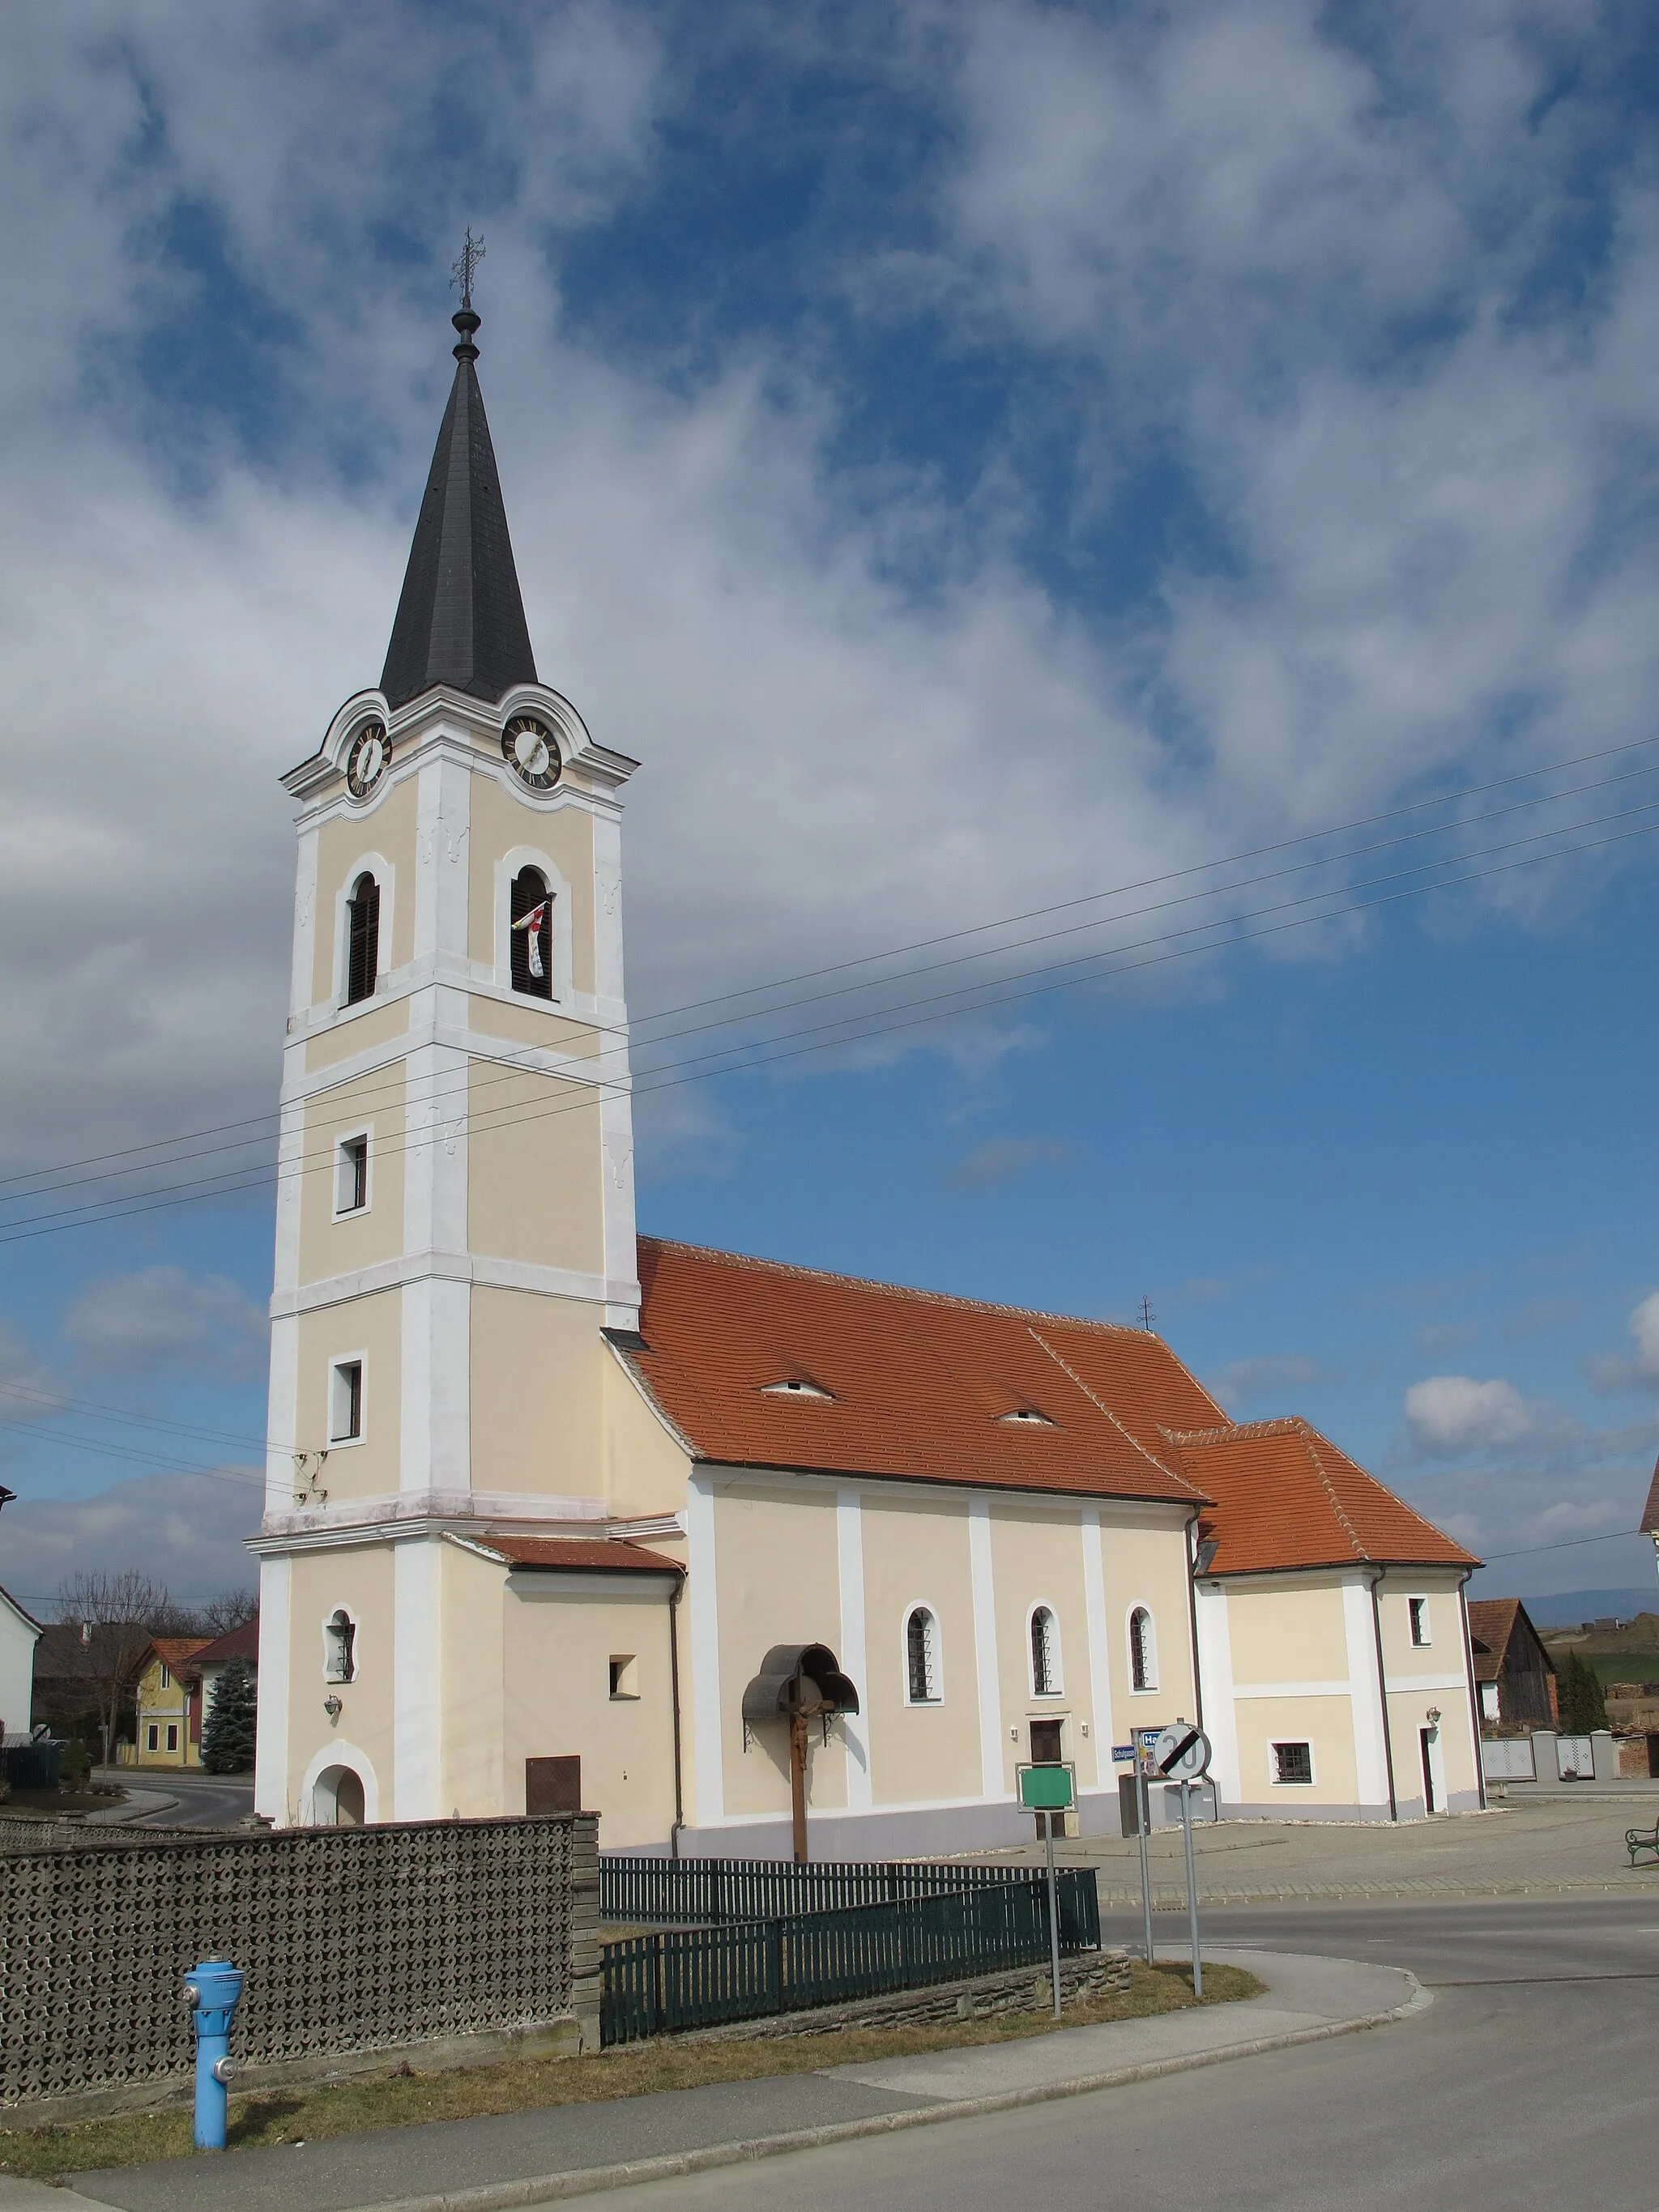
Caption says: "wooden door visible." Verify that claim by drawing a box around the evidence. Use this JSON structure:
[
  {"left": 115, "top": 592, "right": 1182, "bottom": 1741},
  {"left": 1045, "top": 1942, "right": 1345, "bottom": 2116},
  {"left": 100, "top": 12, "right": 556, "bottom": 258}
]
[{"left": 526, "top": 1755, "right": 582, "bottom": 1815}]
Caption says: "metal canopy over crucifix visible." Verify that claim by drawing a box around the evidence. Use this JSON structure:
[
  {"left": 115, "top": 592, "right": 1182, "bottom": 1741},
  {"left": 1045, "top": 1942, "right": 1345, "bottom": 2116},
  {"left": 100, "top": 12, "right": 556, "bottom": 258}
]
[{"left": 741, "top": 1643, "right": 860, "bottom": 1863}]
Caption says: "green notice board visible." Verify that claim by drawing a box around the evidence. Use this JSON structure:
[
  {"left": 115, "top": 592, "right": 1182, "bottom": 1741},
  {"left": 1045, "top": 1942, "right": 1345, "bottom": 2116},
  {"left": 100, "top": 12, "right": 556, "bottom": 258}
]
[{"left": 1018, "top": 1764, "right": 1074, "bottom": 1811}]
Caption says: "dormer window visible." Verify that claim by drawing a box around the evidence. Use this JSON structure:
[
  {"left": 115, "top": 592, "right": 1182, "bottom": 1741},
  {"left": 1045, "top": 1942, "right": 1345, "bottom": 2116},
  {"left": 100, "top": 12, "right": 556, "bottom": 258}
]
[
  {"left": 761, "top": 1379, "right": 833, "bottom": 1400},
  {"left": 510, "top": 866, "right": 554, "bottom": 999},
  {"left": 999, "top": 1409, "right": 1054, "bottom": 1426},
  {"left": 345, "top": 873, "right": 380, "bottom": 1005}
]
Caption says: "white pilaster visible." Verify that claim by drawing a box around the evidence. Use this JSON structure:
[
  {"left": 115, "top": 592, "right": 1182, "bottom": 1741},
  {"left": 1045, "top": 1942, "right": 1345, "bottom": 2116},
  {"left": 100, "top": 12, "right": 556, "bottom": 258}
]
[
  {"left": 399, "top": 1276, "right": 471, "bottom": 1493},
  {"left": 1193, "top": 1583, "right": 1241, "bottom": 1808},
  {"left": 264, "top": 1314, "right": 299, "bottom": 1515},
  {"left": 968, "top": 1497, "right": 1004, "bottom": 1800},
  {"left": 591, "top": 805, "right": 638, "bottom": 1327},
  {"left": 254, "top": 1556, "right": 292, "bottom": 1824},
  {"left": 289, "top": 825, "right": 319, "bottom": 1021},
  {"left": 686, "top": 1473, "right": 725, "bottom": 1825},
  {"left": 415, "top": 752, "right": 472, "bottom": 962},
  {"left": 394, "top": 1537, "right": 443, "bottom": 1819},
  {"left": 1080, "top": 1507, "right": 1116, "bottom": 1790},
  {"left": 1342, "top": 1575, "right": 1392, "bottom": 1812},
  {"left": 836, "top": 1489, "right": 872, "bottom": 1808}
]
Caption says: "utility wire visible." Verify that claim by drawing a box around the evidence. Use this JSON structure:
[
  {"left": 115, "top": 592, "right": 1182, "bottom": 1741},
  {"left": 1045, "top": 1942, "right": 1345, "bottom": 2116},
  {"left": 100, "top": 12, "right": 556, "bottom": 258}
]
[
  {"left": 3, "top": 733, "right": 1657, "bottom": 1203},
  {"left": 5, "top": 778, "right": 1656, "bottom": 1230},
  {"left": 2, "top": 806, "right": 1655, "bottom": 1247}
]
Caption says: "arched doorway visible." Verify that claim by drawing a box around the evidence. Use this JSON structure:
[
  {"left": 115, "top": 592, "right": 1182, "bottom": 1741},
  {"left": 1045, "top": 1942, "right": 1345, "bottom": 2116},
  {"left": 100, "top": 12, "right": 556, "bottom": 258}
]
[{"left": 315, "top": 1763, "right": 366, "bottom": 1826}]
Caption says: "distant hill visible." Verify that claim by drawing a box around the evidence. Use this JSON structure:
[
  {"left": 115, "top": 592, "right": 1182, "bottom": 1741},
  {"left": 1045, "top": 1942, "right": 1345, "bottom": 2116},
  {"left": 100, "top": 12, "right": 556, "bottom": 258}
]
[{"left": 1519, "top": 1587, "right": 1659, "bottom": 1630}]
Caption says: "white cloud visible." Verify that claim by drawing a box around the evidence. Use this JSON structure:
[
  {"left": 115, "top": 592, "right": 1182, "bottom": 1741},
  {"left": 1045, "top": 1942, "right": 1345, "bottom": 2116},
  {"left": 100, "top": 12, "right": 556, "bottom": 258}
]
[
  {"left": 1405, "top": 1374, "right": 1536, "bottom": 1455},
  {"left": 944, "top": 1136, "right": 1072, "bottom": 1190},
  {"left": 0, "top": 1468, "right": 259, "bottom": 1609},
  {"left": 63, "top": 1267, "right": 267, "bottom": 1383}
]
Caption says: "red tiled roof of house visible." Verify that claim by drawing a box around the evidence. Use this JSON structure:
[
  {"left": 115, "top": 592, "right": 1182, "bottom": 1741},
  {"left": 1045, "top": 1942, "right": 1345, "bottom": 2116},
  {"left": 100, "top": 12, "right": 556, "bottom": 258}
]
[
  {"left": 623, "top": 1238, "right": 1218, "bottom": 1507},
  {"left": 148, "top": 1637, "right": 212, "bottom": 1674},
  {"left": 1168, "top": 1417, "right": 1480, "bottom": 1575},
  {"left": 190, "top": 1620, "right": 259, "bottom": 1668},
  {"left": 1465, "top": 1596, "right": 1519, "bottom": 1683},
  {"left": 489, "top": 1538, "right": 682, "bottom": 1574}
]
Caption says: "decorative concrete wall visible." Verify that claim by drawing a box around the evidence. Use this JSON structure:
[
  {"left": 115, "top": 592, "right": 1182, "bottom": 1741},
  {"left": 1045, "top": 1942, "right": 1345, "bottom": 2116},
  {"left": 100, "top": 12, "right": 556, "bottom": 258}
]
[{"left": 0, "top": 1813, "right": 599, "bottom": 2110}]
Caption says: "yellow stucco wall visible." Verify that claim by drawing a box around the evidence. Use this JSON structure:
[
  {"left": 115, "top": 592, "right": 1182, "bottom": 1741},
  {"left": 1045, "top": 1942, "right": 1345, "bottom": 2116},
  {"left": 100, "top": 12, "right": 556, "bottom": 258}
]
[
  {"left": 1098, "top": 1514, "right": 1197, "bottom": 1734},
  {"left": 601, "top": 1350, "right": 692, "bottom": 1519},
  {"left": 297, "top": 1073, "right": 408, "bottom": 1287},
  {"left": 466, "top": 778, "right": 598, "bottom": 997},
  {"left": 305, "top": 997, "right": 410, "bottom": 1073},
  {"left": 501, "top": 1577, "right": 679, "bottom": 1849},
  {"left": 295, "top": 1290, "right": 402, "bottom": 1498},
  {"left": 713, "top": 1484, "right": 847, "bottom": 1819},
  {"left": 859, "top": 1490, "right": 982, "bottom": 1805},
  {"left": 470, "top": 1288, "right": 609, "bottom": 1501},
  {"left": 311, "top": 776, "right": 420, "bottom": 1007},
  {"left": 467, "top": 1064, "right": 605, "bottom": 1272},
  {"left": 1226, "top": 1579, "right": 1350, "bottom": 1687},
  {"left": 283, "top": 1545, "right": 399, "bottom": 1823},
  {"left": 988, "top": 1503, "right": 1094, "bottom": 1790}
]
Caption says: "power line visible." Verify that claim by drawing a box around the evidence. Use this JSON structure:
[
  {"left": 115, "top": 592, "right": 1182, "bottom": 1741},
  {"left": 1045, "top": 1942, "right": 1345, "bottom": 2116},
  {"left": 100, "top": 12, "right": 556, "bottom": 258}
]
[
  {"left": 2, "top": 804, "right": 1655, "bottom": 1247},
  {"left": 3, "top": 731, "right": 1656, "bottom": 1205},
  {"left": 1478, "top": 1528, "right": 1652, "bottom": 1563}
]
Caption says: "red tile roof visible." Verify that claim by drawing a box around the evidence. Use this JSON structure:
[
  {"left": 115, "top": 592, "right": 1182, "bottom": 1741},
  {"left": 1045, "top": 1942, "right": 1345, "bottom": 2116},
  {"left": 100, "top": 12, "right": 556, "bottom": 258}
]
[
  {"left": 147, "top": 1637, "right": 212, "bottom": 1676},
  {"left": 623, "top": 1238, "right": 1218, "bottom": 1507},
  {"left": 1169, "top": 1417, "right": 1480, "bottom": 1575},
  {"left": 490, "top": 1538, "right": 682, "bottom": 1575},
  {"left": 190, "top": 1621, "right": 259, "bottom": 1668}
]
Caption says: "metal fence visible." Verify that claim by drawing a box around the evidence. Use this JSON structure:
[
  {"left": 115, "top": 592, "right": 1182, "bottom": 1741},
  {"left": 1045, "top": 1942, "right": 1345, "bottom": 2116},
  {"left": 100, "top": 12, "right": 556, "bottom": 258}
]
[
  {"left": 1, "top": 1814, "right": 598, "bottom": 2108},
  {"left": 601, "top": 1854, "right": 1030, "bottom": 1925},
  {"left": 600, "top": 1869, "right": 1099, "bottom": 2046}
]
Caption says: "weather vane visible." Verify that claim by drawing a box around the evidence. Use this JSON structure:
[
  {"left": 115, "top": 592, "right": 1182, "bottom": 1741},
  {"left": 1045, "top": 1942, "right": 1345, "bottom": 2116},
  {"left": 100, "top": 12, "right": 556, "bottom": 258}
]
[{"left": 451, "top": 228, "right": 486, "bottom": 310}]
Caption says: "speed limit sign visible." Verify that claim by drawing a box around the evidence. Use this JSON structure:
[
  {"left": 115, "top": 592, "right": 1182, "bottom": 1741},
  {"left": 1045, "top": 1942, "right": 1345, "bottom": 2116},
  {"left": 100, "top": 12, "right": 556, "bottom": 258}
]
[{"left": 1152, "top": 1720, "right": 1210, "bottom": 1781}]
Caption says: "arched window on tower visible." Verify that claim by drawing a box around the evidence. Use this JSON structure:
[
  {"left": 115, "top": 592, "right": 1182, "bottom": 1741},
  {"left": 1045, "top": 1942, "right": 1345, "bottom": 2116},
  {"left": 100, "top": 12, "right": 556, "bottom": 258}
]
[
  {"left": 345, "top": 873, "right": 380, "bottom": 1005},
  {"left": 1129, "top": 1606, "right": 1157, "bottom": 1692},
  {"left": 906, "top": 1606, "right": 940, "bottom": 1703},
  {"left": 510, "top": 866, "right": 553, "bottom": 999},
  {"left": 1030, "top": 1605, "right": 1060, "bottom": 1696}
]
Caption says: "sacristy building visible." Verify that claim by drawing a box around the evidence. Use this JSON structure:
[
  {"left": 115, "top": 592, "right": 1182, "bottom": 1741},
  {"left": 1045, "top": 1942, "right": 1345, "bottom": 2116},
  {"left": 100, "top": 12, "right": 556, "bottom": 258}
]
[{"left": 252, "top": 298, "right": 1485, "bottom": 1849}]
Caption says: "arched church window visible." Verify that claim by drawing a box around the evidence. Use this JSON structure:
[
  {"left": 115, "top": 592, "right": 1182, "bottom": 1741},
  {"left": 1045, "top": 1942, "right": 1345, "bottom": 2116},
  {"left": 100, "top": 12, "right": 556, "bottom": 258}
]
[
  {"left": 906, "top": 1606, "right": 940, "bottom": 1703},
  {"left": 1030, "top": 1605, "right": 1061, "bottom": 1697},
  {"left": 1129, "top": 1606, "right": 1157, "bottom": 1692},
  {"left": 345, "top": 874, "right": 380, "bottom": 1004},
  {"left": 510, "top": 866, "right": 553, "bottom": 999}
]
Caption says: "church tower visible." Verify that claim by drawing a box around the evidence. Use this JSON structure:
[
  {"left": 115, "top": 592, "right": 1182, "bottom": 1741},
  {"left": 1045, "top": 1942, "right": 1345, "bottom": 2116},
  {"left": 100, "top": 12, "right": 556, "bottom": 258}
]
[{"left": 254, "top": 278, "right": 646, "bottom": 1826}]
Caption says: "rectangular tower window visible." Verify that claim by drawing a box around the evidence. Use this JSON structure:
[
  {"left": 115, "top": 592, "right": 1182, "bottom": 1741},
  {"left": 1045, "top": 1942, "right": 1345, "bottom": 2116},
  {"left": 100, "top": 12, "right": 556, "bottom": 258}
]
[
  {"left": 331, "top": 1359, "right": 363, "bottom": 1443},
  {"left": 609, "top": 1655, "right": 639, "bottom": 1700},
  {"left": 1408, "top": 1597, "right": 1431, "bottom": 1647},
  {"left": 335, "top": 1134, "right": 369, "bottom": 1215}
]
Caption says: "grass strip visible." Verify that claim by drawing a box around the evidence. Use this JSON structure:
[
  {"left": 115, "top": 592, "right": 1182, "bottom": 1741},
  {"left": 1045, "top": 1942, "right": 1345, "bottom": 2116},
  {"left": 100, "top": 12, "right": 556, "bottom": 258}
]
[{"left": 0, "top": 1961, "right": 1260, "bottom": 2182}]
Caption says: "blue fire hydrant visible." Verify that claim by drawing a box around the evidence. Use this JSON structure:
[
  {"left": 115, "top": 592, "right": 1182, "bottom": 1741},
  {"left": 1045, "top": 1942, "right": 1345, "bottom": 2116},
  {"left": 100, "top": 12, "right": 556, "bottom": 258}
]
[{"left": 184, "top": 1958, "right": 244, "bottom": 2151}]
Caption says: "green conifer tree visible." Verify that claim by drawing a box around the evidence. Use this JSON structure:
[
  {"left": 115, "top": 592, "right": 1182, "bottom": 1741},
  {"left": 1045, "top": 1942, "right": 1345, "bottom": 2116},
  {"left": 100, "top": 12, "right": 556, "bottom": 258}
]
[
  {"left": 1558, "top": 1650, "right": 1608, "bottom": 1734},
  {"left": 200, "top": 1659, "right": 258, "bottom": 1775}
]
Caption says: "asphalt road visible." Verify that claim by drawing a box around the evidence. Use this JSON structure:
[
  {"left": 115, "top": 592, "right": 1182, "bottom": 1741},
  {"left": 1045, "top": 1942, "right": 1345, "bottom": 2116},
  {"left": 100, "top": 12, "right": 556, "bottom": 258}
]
[
  {"left": 94, "top": 1767, "right": 255, "bottom": 1831},
  {"left": 596, "top": 1896, "right": 1659, "bottom": 2210}
]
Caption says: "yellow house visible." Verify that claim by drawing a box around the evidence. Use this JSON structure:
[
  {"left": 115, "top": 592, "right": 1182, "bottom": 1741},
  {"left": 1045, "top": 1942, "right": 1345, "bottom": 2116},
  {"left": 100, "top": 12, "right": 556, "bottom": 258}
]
[
  {"left": 249, "top": 292, "right": 1482, "bottom": 1848},
  {"left": 134, "top": 1639, "right": 211, "bottom": 1768}
]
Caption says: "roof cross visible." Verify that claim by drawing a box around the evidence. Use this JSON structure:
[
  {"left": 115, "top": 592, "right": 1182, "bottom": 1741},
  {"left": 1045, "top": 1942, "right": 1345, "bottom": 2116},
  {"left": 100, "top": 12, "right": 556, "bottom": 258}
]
[{"left": 451, "top": 228, "right": 486, "bottom": 310}]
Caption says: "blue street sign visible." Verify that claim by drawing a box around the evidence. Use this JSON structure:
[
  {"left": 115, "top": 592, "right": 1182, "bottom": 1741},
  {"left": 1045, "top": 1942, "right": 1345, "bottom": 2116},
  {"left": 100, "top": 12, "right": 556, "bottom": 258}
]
[{"left": 1111, "top": 1743, "right": 1136, "bottom": 1762}]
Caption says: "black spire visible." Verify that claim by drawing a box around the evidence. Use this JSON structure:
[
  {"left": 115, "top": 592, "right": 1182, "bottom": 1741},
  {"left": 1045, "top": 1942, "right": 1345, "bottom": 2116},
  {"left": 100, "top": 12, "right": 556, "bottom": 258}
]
[{"left": 381, "top": 257, "right": 538, "bottom": 712}]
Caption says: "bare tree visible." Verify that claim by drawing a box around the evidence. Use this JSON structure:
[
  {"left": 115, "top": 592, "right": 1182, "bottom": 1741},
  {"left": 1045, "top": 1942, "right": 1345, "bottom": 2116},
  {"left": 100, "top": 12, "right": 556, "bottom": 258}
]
[
  {"left": 197, "top": 1588, "right": 258, "bottom": 1636},
  {"left": 54, "top": 1571, "right": 173, "bottom": 1769}
]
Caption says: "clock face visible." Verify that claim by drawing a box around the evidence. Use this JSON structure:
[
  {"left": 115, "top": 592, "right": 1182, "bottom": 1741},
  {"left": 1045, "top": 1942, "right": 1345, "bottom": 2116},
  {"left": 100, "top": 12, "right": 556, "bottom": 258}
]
[
  {"left": 502, "top": 714, "right": 561, "bottom": 791},
  {"left": 345, "top": 720, "right": 391, "bottom": 799}
]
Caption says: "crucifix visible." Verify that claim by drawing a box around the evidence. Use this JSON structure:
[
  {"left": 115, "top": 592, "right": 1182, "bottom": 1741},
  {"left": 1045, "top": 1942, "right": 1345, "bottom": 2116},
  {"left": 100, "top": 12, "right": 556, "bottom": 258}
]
[{"left": 451, "top": 228, "right": 486, "bottom": 309}]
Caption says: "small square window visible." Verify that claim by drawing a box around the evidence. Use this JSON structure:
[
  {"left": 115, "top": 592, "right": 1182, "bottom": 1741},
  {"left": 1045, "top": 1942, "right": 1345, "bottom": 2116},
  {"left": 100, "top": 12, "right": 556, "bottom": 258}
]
[
  {"left": 609, "top": 1655, "right": 638, "bottom": 1701},
  {"left": 1409, "top": 1597, "right": 1431, "bottom": 1648},
  {"left": 165, "top": 1724, "right": 178, "bottom": 1753},
  {"left": 1273, "top": 1741, "right": 1313, "bottom": 1785},
  {"left": 336, "top": 1135, "right": 369, "bottom": 1215},
  {"left": 331, "top": 1359, "right": 363, "bottom": 1443}
]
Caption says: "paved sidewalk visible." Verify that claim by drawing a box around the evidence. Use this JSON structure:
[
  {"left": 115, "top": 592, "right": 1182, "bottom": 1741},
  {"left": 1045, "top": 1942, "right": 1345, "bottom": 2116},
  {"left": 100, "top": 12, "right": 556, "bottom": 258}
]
[
  {"left": 967, "top": 1792, "right": 1659, "bottom": 1904},
  {"left": 8, "top": 1950, "right": 1419, "bottom": 2212}
]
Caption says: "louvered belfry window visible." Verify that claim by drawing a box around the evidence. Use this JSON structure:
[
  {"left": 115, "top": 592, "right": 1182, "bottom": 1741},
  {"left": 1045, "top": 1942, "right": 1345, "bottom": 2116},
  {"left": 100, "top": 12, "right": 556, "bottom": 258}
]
[
  {"left": 510, "top": 866, "right": 553, "bottom": 999},
  {"left": 346, "top": 873, "right": 380, "bottom": 1004}
]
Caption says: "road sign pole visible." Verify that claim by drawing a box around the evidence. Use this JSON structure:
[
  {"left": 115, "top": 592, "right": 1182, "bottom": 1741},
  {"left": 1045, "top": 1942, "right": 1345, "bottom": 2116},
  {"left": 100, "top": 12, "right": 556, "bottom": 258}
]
[
  {"left": 1136, "top": 1762, "right": 1154, "bottom": 1966},
  {"left": 1044, "top": 1809, "right": 1062, "bottom": 2019},
  {"left": 1179, "top": 1780, "right": 1202, "bottom": 1997}
]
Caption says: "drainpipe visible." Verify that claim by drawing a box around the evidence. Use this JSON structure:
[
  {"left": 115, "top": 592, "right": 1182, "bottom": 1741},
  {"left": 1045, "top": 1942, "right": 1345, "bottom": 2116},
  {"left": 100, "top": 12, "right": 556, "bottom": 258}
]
[
  {"left": 1369, "top": 1571, "right": 1398, "bottom": 1822},
  {"left": 667, "top": 1573, "right": 686, "bottom": 1861},
  {"left": 1457, "top": 1573, "right": 1486, "bottom": 1811},
  {"left": 1184, "top": 1512, "right": 1206, "bottom": 1732}
]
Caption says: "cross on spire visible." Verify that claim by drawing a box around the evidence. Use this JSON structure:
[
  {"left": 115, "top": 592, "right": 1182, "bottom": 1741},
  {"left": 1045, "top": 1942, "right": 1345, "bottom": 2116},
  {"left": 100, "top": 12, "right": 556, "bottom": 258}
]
[{"left": 451, "top": 228, "right": 486, "bottom": 310}]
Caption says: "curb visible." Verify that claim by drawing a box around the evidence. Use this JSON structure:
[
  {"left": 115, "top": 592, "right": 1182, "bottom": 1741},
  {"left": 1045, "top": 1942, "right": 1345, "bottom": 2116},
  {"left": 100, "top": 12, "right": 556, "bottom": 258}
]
[{"left": 341, "top": 1973, "right": 1431, "bottom": 2212}]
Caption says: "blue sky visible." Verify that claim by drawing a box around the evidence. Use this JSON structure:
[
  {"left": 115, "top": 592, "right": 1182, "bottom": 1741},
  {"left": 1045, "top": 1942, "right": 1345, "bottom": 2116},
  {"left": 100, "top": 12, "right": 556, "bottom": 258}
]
[{"left": 2, "top": 0, "right": 1659, "bottom": 1620}]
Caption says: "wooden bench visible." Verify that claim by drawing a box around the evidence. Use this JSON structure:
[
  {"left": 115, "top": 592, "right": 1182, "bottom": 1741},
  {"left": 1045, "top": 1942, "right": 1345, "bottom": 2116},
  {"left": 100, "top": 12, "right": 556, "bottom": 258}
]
[{"left": 1625, "top": 1824, "right": 1659, "bottom": 1867}]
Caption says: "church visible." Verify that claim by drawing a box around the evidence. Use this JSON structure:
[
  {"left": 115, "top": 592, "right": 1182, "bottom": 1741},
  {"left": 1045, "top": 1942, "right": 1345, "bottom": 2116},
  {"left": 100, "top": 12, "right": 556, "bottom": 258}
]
[{"left": 251, "top": 288, "right": 1485, "bottom": 1852}]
